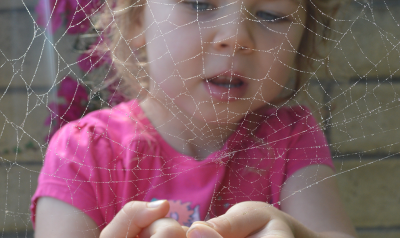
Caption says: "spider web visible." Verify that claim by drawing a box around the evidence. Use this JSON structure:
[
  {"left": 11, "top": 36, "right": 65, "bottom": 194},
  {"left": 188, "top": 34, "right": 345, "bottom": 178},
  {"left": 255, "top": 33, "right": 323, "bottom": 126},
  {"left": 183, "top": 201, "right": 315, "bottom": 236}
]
[{"left": 0, "top": 0, "right": 400, "bottom": 237}]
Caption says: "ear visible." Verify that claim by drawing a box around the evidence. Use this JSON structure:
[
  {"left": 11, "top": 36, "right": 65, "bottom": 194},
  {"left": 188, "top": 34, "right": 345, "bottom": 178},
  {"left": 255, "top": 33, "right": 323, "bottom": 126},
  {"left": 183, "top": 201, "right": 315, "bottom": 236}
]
[{"left": 128, "top": 8, "right": 146, "bottom": 48}]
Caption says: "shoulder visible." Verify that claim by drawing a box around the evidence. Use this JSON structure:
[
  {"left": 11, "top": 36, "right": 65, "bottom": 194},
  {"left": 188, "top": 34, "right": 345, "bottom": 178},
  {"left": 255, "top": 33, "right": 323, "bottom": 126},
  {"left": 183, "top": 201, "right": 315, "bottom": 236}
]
[
  {"left": 258, "top": 107, "right": 334, "bottom": 180},
  {"left": 55, "top": 99, "right": 144, "bottom": 136},
  {"left": 74, "top": 99, "right": 144, "bottom": 132},
  {"left": 47, "top": 100, "right": 149, "bottom": 163}
]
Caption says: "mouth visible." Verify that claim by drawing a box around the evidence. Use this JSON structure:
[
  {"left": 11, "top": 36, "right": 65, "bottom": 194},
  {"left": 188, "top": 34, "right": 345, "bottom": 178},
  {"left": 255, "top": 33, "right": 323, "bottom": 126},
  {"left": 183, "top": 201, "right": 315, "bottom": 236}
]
[
  {"left": 206, "top": 75, "right": 245, "bottom": 88},
  {"left": 203, "top": 73, "right": 248, "bottom": 101}
]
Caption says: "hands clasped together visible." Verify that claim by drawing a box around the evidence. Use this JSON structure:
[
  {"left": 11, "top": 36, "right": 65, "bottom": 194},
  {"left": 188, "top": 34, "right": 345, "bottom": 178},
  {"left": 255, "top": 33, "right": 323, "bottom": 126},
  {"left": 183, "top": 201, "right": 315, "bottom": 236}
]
[{"left": 99, "top": 200, "right": 314, "bottom": 238}]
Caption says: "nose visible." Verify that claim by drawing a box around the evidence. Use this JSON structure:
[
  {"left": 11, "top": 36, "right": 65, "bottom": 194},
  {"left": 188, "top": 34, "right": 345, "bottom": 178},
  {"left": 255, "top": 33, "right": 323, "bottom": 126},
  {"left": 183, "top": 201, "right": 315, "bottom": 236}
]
[{"left": 211, "top": 11, "right": 255, "bottom": 55}]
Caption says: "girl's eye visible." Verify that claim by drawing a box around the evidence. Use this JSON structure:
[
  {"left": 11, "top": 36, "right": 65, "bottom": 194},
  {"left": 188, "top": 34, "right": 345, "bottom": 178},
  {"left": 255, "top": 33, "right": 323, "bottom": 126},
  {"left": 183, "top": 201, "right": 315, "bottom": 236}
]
[
  {"left": 185, "top": 1, "right": 213, "bottom": 11},
  {"left": 255, "top": 11, "right": 285, "bottom": 22}
]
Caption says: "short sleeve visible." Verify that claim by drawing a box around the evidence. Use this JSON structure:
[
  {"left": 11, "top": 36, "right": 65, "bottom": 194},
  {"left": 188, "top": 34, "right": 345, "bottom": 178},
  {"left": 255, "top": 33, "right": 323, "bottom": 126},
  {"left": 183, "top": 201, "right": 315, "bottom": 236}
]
[
  {"left": 30, "top": 118, "right": 113, "bottom": 229},
  {"left": 283, "top": 106, "right": 335, "bottom": 180}
]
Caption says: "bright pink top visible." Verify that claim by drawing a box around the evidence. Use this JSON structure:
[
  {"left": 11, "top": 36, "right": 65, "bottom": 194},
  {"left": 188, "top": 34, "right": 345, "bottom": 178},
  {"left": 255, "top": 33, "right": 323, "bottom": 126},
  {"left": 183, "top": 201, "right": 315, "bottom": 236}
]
[{"left": 31, "top": 100, "right": 334, "bottom": 229}]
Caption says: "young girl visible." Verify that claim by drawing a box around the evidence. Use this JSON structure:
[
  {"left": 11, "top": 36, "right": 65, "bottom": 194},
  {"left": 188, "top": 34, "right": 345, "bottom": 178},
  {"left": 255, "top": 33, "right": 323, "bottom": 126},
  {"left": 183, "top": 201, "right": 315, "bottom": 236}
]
[{"left": 32, "top": 0, "right": 357, "bottom": 237}]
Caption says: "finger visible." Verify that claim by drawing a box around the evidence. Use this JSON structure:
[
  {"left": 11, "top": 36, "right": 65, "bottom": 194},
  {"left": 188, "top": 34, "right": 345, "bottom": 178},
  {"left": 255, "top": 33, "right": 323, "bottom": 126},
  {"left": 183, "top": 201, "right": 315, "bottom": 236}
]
[
  {"left": 247, "top": 219, "right": 294, "bottom": 238},
  {"left": 182, "top": 226, "right": 190, "bottom": 233},
  {"left": 187, "top": 223, "right": 223, "bottom": 238},
  {"left": 100, "top": 200, "right": 169, "bottom": 238},
  {"left": 205, "top": 201, "right": 285, "bottom": 238},
  {"left": 139, "top": 218, "right": 186, "bottom": 238}
]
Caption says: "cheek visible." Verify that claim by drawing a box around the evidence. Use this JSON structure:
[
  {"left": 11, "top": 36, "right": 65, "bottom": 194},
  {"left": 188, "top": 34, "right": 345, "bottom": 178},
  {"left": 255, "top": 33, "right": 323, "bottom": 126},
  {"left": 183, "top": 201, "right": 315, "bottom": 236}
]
[
  {"left": 283, "top": 24, "right": 305, "bottom": 56},
  {"left": 163, "top": 23, "right": 204, "bottom": 78},
  {"left": 145, "top": 17, "right": 204, "bottom": 80},
  {"left": 145, "top": 30, "right": 174, "bottom": 81},
  {"left": 254, "top": 21, "right": 304, "bottom": 56},
  {"left": 255, "top": 25, "right": 303, "bottom": 98},
  {"left": 254, "top": 60, "right": 291, "bottom": 102}
]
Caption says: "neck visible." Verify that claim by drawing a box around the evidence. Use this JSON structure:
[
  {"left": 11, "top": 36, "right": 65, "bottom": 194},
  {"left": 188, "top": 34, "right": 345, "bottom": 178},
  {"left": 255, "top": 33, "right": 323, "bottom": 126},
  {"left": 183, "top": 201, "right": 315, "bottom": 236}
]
[{"left": 140, "top": 97, "right": 241, "bottom": 160}]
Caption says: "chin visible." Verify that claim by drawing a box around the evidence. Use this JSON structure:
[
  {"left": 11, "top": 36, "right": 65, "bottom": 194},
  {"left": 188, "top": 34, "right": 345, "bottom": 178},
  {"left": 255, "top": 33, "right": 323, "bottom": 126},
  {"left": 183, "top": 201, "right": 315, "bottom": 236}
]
[{"left": 190, "top": 103, "right": 250, "bottom": 125}]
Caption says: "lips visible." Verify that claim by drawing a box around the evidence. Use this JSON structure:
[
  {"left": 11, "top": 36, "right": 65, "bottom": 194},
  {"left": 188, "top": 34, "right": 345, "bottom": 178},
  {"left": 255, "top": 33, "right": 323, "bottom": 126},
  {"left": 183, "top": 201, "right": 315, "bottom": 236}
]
[
  {"left": 206, "top": 76, "right": 244, "bottom": 88},
  {"left": 203, "top": 73, "right": 248, "bottom": 101}
]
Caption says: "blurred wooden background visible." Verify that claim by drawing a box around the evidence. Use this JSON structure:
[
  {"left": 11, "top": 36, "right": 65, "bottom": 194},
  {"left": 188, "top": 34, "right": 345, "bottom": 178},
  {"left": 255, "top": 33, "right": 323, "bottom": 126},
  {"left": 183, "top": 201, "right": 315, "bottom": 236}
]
[{"left": 0, "top": 0, "right": 399, "bottom": 237}]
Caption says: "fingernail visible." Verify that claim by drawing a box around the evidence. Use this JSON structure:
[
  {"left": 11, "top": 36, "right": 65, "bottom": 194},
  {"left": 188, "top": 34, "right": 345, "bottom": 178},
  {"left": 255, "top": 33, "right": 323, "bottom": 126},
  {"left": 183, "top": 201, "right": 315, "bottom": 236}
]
[
  {"left": 187, "top": 228, "right": 202, "bottom": 238},
  {"left": 193, "top": 221, "right": 214, "bottom": 228},
  {"left": 182, "top": 225, "right": 190, "bottom": 233},
  {"left": 204, "top": 221, "right": 214, "bottom": 228},
  {"left": 147, "top": 200, "right": 166, "bottom": 208}
]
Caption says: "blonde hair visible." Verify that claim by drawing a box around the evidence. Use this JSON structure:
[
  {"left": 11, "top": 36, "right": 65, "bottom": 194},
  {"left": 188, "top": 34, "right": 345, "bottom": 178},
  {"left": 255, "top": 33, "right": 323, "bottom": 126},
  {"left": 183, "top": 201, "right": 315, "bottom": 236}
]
[{"left": 95, "top": 0, "right": 343, "bottom": 101}]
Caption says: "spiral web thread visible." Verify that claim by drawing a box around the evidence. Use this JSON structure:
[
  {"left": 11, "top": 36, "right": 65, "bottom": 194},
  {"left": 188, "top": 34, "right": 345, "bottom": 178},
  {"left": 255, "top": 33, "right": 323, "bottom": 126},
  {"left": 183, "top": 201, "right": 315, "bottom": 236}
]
[{"left": 0, "top": 0, "right": 399, "bottom": 236}]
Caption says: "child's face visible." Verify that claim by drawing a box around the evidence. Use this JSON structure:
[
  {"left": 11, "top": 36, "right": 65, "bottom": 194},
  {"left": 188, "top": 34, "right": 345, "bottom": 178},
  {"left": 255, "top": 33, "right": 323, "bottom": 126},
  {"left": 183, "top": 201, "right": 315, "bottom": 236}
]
[{"left": 133, "top": 0, "right": 306, "bottom": 124}]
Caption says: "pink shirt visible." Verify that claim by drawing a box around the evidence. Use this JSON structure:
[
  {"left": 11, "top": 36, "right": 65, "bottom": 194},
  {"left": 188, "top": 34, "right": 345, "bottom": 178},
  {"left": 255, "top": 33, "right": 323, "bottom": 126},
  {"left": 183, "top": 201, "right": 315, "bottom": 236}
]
[{"left": 31, "top": 100, "right": 334, "bottom": 229}]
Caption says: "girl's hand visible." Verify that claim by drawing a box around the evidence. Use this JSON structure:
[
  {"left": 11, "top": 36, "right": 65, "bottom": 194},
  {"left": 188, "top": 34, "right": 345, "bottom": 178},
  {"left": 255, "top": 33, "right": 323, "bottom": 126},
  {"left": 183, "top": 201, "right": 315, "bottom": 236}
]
[
  {"left": 186, "top": 201, "right": 355, "bottom": 238},
  {"left": 138, "top": 217, "right": 188, "bottom": 238},
  {"left": 100, "top": 200, "right": 186, "bottom": 238},
  {"left": 186, "top": 201, "right": 299, "bottom": 238},
  {"left": 36, "top": 197, "right": 186, "bottom": 238}
]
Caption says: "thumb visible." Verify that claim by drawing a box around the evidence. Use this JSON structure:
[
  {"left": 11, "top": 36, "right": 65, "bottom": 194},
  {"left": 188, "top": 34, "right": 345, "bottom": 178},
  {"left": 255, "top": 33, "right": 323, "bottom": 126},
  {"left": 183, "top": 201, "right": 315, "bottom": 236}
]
[
  {"left": 187, "top": 222, "right": 223, "bottom": 238},
  {"left": 100, "top": 200, "right": 169, "bottom": 238},
  {"left": 247, "top": 219, "right": 295, "bottom": 238}
]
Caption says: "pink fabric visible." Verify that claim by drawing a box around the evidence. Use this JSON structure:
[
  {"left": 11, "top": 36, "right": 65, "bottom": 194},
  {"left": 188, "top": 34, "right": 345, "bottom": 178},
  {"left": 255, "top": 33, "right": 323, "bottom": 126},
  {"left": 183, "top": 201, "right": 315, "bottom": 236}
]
[{"left": 31, "top": 100, "right": 334, "bottom": 229}]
